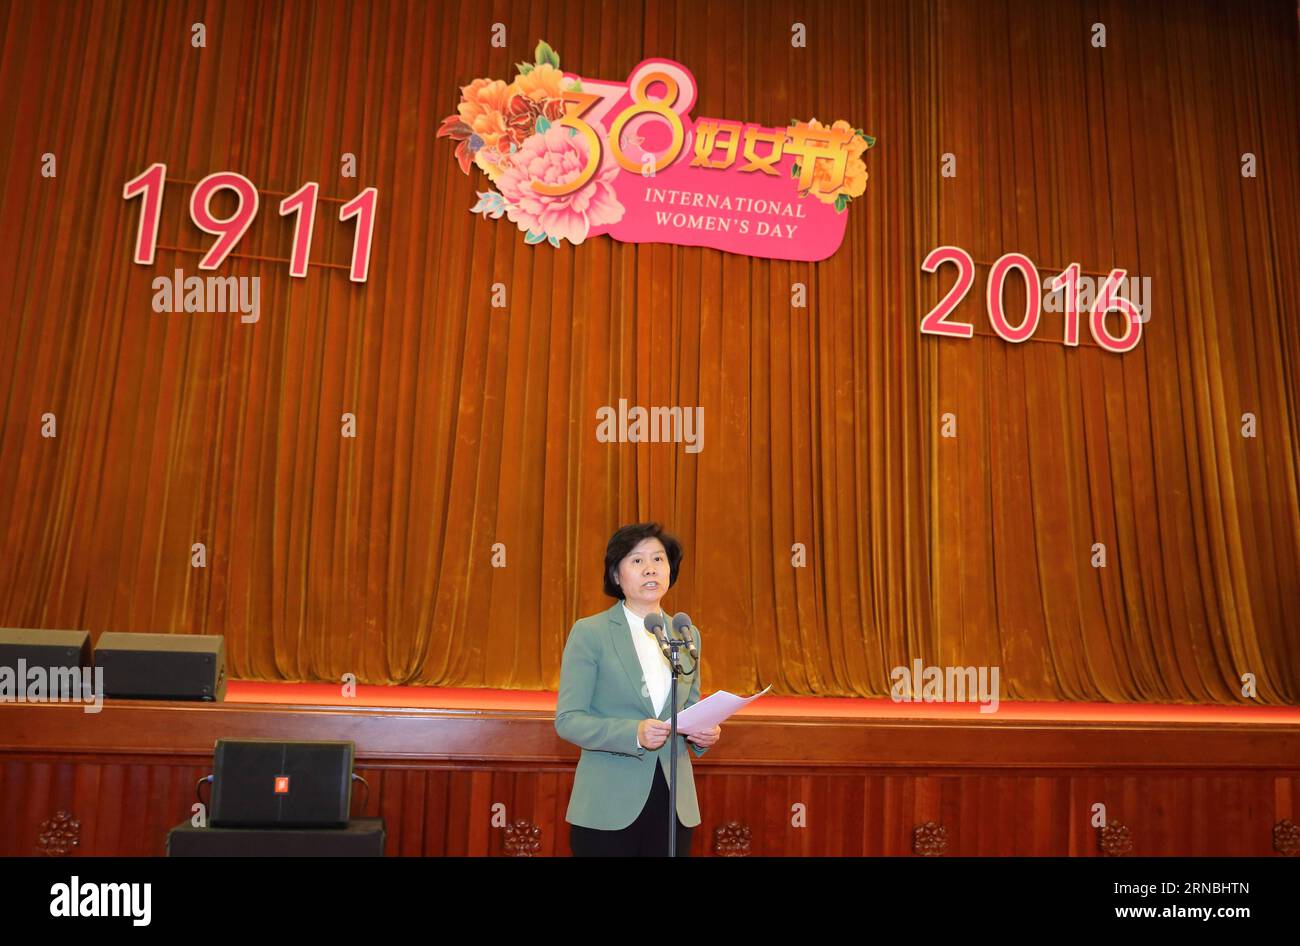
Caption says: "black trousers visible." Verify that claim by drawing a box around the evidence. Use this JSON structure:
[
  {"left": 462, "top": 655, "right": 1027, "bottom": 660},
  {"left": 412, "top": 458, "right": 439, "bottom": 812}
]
[{"left": 569, "top": 764, "right": 694, "bottom": 857}]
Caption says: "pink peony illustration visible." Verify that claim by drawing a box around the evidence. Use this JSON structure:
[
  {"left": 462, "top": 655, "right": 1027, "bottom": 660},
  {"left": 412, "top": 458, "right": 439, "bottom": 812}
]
[{"left": 494, "top": 125, "right": 624, "bottom": 245}]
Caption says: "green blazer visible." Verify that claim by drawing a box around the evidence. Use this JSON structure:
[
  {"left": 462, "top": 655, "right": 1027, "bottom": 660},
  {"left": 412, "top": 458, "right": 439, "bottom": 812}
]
[{"left": 555, "top": 601, "right": 708, "bottom": 830}]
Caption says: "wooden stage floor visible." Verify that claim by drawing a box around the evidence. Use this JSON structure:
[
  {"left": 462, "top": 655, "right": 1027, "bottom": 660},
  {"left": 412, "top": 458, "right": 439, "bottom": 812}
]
[{"left": 228, "top": 680, "right": 1300, "bottom": 724}]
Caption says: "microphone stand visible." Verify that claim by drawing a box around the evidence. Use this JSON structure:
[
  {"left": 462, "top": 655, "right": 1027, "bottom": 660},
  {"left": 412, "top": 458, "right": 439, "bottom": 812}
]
[{"left": 664, "top": 630, "right": 696, "bottom": 857}]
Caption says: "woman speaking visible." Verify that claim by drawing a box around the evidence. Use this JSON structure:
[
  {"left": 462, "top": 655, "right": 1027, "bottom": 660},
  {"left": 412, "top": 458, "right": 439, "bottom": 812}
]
[{"left": 555, "top": 522, "right": 722, "bottom": 856}]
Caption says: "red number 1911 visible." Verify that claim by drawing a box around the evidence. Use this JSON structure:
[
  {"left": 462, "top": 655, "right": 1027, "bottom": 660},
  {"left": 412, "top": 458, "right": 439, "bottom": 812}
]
[{"left": 123, "top": 164, "right": 378, "bottom": 283}]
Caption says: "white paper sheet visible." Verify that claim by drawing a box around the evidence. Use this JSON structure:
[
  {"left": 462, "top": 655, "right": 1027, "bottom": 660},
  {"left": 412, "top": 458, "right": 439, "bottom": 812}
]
[{"left": 675, "top": 684, "right": 772, "bottom": 734}]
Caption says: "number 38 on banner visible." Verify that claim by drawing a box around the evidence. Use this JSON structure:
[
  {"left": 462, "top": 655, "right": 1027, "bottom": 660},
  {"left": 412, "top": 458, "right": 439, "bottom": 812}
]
[
  {"left": 123, "top": 164, "right": 378, "bottom": 283},
  {"left": 920, "top": 245, "right": 1143, "bottom": 352}
]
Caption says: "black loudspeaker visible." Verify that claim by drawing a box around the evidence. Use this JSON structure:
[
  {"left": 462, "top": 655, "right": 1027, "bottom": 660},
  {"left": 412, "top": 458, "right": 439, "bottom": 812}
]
[
  {"left": 0, "top": 628, "right": 93, "bottom": 698},
  {"left": 210, "top": 739, "right": 355, "bottom": 828},
  {"left": 94, "top": 632, "right": 225, "bottom": 701}
]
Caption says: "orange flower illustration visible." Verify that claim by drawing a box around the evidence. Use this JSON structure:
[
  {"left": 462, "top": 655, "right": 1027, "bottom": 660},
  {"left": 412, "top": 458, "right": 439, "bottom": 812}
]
[
  {"left": 806, "top": 119, "right": 869, "bottom": 204},
  {"left": 456, "top": 78, "right": 512, "bottom": 151},
  {"left": 439, "top": 55, "right": 571, "bottom": 179},
  {"left": 791, "top": 118, "right": 874, "bottom": 210},
  {"left": 512, "top": 63, "right": 567, "bottom": 104}
]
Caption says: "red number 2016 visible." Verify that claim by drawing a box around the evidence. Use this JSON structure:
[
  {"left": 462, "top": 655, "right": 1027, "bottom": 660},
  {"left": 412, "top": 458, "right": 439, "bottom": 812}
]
[
  {"left": 921, "top": 246, "right": 1142, "bottom": 352},
  {"left": 123, "top": 164, "right": 378, "bottom": 283}
]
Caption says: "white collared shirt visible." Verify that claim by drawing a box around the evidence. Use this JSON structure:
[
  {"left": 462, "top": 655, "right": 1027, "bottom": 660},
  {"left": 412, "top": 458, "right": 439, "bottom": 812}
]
[{"left": 624, "top": 603, "right": 671, "bottom": 746}]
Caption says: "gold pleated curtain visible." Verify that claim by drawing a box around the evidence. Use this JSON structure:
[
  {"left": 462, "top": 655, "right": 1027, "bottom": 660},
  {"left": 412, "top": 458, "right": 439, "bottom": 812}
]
[{"left": 0, "top": 0, "right": 1296, "bottom": 702}]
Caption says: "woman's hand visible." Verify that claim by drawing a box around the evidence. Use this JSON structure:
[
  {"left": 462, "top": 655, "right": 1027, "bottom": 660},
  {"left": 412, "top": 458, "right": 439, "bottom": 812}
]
[
  {"left": 686, "top": 725, "right": 721, "bottom": 748},
  {"left": 638, "top": 718, "right": 671, "bottom": 749}
]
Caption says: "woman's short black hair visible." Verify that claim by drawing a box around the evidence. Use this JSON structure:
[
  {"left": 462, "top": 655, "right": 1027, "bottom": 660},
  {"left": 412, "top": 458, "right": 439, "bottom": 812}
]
[{"left": 603, "top": 522, "right": 683, "bottom": 598}]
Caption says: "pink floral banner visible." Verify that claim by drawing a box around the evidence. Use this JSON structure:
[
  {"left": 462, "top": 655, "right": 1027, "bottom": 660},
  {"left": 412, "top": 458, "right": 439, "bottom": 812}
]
[{"left": 439, "top": 41, "right": 874, "bottom": 262}]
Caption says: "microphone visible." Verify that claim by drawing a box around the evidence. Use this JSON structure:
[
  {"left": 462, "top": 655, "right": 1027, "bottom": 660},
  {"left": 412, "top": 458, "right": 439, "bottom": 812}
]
[
  {"left": 671, "top": 613, "right": 699, "bottom": 658},
  {"left": 643, "top": 612, "right": 672, "bottom": 658}
]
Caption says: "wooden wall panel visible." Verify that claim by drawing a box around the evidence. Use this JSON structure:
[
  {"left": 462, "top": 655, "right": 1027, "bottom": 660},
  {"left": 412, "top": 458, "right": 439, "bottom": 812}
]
[{"left": 3, "top": 702, "right": 1298, "bottom": 856}]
